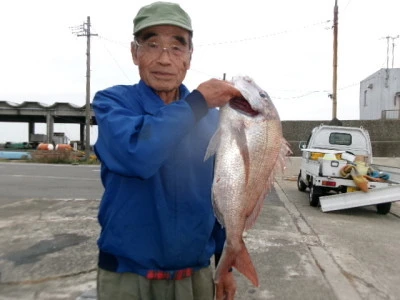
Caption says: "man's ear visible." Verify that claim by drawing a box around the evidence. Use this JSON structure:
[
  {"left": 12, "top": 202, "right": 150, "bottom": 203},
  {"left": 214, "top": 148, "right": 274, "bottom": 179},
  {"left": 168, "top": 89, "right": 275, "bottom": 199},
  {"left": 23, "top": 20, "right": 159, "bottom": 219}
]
[{"left": 131, "top": 41, "right": 139, "bottom": 65}]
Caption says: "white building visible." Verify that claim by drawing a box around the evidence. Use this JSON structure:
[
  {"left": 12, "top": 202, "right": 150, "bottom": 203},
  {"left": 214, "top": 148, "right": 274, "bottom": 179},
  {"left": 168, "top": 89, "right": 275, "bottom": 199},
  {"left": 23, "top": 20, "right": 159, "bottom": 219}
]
[{"left": 359, "top": 68, "right": 400, "bottom": 120}]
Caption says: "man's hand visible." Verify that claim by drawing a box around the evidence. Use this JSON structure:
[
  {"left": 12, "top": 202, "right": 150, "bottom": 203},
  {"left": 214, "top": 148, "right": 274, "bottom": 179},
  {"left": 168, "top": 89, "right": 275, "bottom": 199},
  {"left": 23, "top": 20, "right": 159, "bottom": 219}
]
[
  {"left": 196, "top": 79, "right": 242, "bottom": 108},
  {"left": 215, "top": 271, "right": 237, "bottom": 300}
]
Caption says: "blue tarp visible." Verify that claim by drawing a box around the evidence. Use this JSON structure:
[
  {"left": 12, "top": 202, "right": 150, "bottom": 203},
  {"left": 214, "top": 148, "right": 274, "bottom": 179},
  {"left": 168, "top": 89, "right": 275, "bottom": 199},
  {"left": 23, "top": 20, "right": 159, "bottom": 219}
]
[{"left": 0, "top": 151, "right": 32, "bottom": 160}]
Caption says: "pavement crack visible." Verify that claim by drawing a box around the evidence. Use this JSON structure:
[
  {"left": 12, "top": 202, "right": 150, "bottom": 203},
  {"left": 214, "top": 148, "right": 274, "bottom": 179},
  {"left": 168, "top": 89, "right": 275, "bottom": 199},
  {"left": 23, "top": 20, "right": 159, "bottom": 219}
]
[
  {"left": 341, "top": 270, "right": 390, "bottom": 300},
  {"left": 389, "top": 211, "right": 400, "bottom": 219}
]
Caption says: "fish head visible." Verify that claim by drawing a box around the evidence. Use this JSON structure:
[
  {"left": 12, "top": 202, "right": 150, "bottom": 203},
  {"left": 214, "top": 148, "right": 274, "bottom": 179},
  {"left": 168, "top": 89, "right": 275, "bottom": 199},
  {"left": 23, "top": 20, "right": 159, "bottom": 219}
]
[{"left": 230, "top": 75, "right": 279, "bottom": 120}]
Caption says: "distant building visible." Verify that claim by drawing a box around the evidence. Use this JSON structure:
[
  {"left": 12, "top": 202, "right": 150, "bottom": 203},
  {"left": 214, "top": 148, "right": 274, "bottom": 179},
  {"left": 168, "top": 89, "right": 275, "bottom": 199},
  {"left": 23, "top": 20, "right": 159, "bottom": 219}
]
[{"left": 359, "top": 68, "right": 400, "bottom": 120}]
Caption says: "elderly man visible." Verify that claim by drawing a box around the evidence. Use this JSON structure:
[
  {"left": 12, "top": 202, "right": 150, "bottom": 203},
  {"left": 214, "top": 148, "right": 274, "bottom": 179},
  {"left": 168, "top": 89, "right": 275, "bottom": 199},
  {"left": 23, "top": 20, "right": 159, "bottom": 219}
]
[{"left": 93, "top": 1, "right": 241, "bottom": 300}]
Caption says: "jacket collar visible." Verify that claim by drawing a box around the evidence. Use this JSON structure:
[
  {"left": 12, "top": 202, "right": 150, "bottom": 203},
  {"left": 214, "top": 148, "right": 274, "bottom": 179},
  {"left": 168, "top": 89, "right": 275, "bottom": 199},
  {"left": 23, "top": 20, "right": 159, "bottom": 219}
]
[{"left": 138, "top": 80, "right": 190, "bottom": 115}]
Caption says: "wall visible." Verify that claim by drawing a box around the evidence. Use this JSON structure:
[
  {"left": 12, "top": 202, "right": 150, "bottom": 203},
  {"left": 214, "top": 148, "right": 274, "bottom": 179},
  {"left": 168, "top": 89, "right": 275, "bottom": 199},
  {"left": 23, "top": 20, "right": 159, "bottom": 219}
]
[
  {"left": 359, "top": 68, "right": 400, "bottom": 119},
  {"left": 282, "top": 119, "right": 400, "bottom": 157}
]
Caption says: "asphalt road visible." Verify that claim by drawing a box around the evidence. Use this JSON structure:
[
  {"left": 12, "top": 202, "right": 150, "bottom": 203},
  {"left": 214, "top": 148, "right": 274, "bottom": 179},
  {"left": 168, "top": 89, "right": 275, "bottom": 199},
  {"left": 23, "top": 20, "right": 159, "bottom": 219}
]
[
  {"left": 0, "top": 159, "right": 399, "bottom": 300},
  {"left": 0, "top": 162, "right": 103, "bottom": 205}
]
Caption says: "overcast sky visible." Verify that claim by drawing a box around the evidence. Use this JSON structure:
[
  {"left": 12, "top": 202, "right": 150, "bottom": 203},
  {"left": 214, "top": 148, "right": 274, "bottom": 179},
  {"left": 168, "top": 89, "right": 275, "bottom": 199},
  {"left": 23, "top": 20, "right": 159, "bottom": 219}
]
[{"left": 0, "top": 0, "right": 399, "bottom": 143}]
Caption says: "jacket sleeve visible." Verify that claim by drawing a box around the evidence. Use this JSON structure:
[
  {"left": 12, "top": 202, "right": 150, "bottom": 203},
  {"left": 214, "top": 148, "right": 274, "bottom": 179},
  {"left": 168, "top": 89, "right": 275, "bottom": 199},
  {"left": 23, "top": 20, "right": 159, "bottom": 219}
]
[{"left": 93, "top": 86, "right": 208, "bottom": 178}]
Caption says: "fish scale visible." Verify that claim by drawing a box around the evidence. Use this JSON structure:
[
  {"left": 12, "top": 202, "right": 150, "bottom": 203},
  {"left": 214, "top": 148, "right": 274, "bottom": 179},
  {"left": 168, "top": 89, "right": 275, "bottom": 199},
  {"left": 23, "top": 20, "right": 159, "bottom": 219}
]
[{"left": 205, "top": 75, "right": 292, "bottom": 288}]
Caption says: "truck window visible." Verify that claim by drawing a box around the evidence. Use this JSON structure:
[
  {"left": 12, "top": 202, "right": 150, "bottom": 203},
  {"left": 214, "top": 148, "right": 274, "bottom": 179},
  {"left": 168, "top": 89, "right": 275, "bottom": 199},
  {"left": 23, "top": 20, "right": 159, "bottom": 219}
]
[
  {"left": 305, "top": 134, "right": 312, "bottom": 148},
  {"left": 329, "top": 132, "right": 352, "bottom": 146}
]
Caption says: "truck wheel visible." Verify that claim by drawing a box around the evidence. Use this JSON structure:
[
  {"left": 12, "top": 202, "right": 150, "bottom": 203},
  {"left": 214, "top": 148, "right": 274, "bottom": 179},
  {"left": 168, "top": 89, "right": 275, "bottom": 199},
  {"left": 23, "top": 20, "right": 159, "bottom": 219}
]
[
  {"left": 376, "top": 202, "right": 391, "bottom": 215},
  {"left": 309, "top": 185, "right": 320, "bottom": 207},
  {"left": 297, "top": 173, "right": 307, "bottom": 192}
]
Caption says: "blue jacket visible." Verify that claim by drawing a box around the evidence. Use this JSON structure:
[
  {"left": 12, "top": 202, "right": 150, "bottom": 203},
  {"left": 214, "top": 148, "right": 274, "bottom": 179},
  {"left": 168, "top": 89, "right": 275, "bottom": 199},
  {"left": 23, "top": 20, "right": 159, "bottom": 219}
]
[{"left": 93, "top": 80, "right": 225, "bottom": 277}]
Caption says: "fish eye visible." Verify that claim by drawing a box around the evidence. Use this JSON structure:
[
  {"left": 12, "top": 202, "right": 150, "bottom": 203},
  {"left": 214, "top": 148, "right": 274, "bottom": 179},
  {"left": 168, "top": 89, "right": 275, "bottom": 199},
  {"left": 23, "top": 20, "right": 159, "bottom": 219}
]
[{"left": 259, "top": 92, "right": 267, "bottom": 98}]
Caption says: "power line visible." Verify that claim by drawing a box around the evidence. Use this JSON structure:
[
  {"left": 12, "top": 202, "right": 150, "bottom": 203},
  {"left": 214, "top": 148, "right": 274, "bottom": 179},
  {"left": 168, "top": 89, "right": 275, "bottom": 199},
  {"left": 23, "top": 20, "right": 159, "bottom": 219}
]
[
  {"left": 338, "top": 82, "right": 359, "bottom": 90},
  {"left": 94, "top": 19, "right": 332, "bottom": 51},
  {"left": 265, "top": 81, "right": 359, "bottom": 101},
  {"left": 342, "top": 0, "right": 353, "bottom": 13},
  {"left": 97, "top": 34, "right": 128, "bottom": 48},
  {"left": 272, "top": 90, "right": 329, "bottom": 100},
  {"left": 95, "top": 34, "right": 132, "bottom": 82},
  {"left": 196, "top": 20, "right": 332, "bottom": 48}
]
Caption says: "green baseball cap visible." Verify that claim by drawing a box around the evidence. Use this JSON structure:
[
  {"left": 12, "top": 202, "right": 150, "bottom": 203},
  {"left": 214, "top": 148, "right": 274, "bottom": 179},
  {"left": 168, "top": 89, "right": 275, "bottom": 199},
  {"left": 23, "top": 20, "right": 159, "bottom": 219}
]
[{"left": 133, "top": 1, "right": 192, "bottom": 35}]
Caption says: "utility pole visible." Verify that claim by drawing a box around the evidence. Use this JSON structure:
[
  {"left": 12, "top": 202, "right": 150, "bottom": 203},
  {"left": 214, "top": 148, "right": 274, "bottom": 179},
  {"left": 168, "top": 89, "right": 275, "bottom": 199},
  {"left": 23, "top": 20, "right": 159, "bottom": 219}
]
[
  {"left": 72, "top": 16, "right": 98, "bottom": 161},
  {"left": 332, "top": 0, "right": 338, "bottom": 120}
]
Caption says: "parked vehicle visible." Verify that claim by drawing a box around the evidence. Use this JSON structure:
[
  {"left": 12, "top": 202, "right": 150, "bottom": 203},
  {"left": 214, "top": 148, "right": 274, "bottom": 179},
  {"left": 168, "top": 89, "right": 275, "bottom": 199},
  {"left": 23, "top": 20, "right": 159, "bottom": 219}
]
[
  {"left": 4, "top": 141, "right": 32, "bottom": 149},
  {"left": 297, "top": 125, "right": 400, "bottom": 214}
]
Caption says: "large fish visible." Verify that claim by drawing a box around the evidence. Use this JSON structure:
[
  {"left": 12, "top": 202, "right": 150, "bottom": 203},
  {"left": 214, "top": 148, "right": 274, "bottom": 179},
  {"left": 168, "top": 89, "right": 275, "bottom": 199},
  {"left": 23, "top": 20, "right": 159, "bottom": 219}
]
[{"left": 205, "top": 75, "right": 291, "bottom": 287}]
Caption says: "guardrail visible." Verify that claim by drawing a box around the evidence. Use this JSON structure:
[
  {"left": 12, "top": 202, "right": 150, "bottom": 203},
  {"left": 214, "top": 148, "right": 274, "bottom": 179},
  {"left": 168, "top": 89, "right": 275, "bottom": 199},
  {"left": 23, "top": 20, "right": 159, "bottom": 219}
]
[{"left": 381, "top": 109, "right": 400, "bottom": 120}]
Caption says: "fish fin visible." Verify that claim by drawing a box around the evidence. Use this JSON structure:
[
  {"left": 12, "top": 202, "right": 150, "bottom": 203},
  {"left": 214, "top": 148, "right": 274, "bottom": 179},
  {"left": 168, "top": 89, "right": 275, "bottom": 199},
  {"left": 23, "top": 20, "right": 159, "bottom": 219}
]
[
  {"left": 277, "top": 139, "right": 292, "bottom": 172},
  {"left": 204, "top": 128, "right": 222, "bottom": 161},
  {"left": 234, "top": 123, "right": 251, "bottom": 185},
  {"left": 233, "top": 240, "right": 259, "bottom": 287}
]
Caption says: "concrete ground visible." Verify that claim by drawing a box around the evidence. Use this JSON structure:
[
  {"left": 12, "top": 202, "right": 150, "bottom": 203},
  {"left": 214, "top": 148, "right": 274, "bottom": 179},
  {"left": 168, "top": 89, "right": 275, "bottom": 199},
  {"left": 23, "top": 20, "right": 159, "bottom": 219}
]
[{"left": 0, "top": 157, "right": 399, "bottom": 299}]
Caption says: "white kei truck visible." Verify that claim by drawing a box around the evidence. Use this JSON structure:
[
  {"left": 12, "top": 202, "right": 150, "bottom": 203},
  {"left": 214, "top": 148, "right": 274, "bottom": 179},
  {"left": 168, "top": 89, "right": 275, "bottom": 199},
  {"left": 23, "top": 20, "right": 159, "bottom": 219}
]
[{"left": 297, "top": 125, "right": 400, "bottom": 214}]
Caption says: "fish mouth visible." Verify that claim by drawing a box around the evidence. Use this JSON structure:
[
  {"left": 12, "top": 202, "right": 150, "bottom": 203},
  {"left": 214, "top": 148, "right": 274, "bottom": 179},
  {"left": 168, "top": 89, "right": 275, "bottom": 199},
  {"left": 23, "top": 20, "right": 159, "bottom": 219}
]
[{"left": 229, "top": 97, "right": 259, "bottom": 116}]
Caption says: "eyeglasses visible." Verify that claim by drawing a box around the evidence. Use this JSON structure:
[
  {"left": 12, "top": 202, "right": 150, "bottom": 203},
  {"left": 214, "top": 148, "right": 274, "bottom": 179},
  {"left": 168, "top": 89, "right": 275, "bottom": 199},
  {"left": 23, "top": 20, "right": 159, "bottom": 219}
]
[{"left": 134, "top": 40, "right": 191, "bottom": 58}]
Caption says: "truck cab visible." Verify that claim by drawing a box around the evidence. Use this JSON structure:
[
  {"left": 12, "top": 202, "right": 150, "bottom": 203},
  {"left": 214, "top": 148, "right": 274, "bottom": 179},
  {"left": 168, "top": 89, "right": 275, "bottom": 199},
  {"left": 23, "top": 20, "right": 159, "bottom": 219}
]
[{"left": 300, "top": 125, "right": 372, "bottom": 161}]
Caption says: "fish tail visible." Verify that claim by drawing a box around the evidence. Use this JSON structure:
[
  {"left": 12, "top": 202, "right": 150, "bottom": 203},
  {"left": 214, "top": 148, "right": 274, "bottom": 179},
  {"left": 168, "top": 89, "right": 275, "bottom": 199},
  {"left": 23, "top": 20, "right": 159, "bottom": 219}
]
[
  {"left": 215, "top": 240, "right": 259, "bottom": 287},
  {"left": 233, "top": 240, "right": 259, "bottom": 287}
]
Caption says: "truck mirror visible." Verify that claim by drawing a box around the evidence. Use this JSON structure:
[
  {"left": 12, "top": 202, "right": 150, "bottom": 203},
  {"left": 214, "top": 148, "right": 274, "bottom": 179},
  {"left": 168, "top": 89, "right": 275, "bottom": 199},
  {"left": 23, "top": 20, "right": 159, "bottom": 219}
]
[{"left": 299, "top": 141, "right": 307, "bottom": 149}]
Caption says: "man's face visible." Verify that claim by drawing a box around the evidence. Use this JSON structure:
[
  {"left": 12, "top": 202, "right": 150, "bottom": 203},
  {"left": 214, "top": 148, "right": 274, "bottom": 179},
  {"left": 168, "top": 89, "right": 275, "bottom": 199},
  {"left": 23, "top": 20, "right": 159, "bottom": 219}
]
[{"left": 132, "top": 25, "right": 192, "bottom": 94}]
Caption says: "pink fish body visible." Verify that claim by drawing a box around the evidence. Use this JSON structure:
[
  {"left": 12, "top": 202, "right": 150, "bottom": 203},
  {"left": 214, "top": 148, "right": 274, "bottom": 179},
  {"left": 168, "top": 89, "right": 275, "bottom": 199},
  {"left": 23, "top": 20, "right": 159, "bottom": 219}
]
[{"left": 205, "top": 75, "right": 291, "bottom": 287}]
